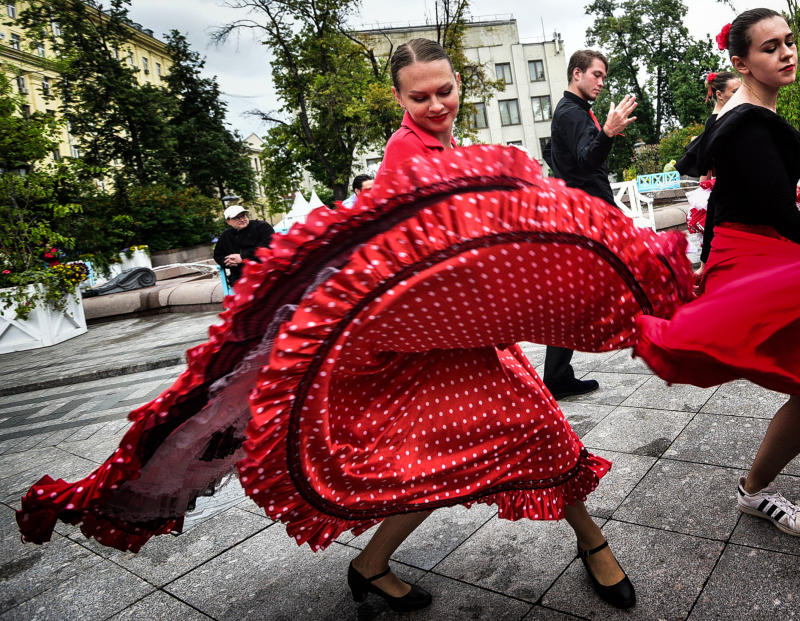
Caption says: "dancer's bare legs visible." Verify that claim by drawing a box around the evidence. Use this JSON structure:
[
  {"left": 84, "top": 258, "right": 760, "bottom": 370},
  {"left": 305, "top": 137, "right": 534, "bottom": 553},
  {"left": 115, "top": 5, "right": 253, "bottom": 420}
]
[
  {"left": 351, "top": 511, "right": 432, "bottom": 597},
  {"left": 743, "top": 395, "right": 800, "bottom": 493},
  {"left": 564, "top": 502, "right": 626, "bottom": 586}
]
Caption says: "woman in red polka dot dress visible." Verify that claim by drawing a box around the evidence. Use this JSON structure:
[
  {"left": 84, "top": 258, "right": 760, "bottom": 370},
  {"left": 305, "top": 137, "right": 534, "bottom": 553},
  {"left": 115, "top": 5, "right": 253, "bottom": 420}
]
[{"left": 16, "top": 39, "right": 693, "bottom": 613}]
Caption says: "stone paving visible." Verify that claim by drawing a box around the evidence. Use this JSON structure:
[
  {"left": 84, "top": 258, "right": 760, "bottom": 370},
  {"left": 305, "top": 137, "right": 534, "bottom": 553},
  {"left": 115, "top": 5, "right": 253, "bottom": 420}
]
[{"left": 1, "top": 321, "right": 799, "bottom": 620}]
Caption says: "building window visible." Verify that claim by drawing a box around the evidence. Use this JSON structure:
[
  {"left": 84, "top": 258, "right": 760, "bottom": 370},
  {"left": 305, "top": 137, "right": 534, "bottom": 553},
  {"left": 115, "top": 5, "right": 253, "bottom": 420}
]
[
  {"left": 10, "top": 33, "right": 20, "bottom": 50},
  {"left": 495, "top": 62, "right": 513, "bottom": 85},
  {"left": 16, "top": 75, "right": 27, "bottom": 94},
  {"left": 128, "top": 50, "right": 134, "bottom": 66},
  {"left": 498, "top": 99, "right": 520, "bottom": 126},
  {"left": 531, "top": 95, "right": 552, "bottom": 122},
  {"left": 469, "top": 102, "right": 488, "bottom": 129},
  {"left": 539, "top": 137, "right": 550, "bottom": 157},
  {"left": 21, "top": 104, "right": 30, "bottom": 118},
  {"left": 51, "top": 21, "right": 61, "bottom": 37},
  {"left": 35, "top": 41, "right": 45, "bottom": 56},
  {"left": 507, "top": 140, "right": 523, "bottom": 146},
  {"left": 529, "top": 59, "right": 545, "bottom": 81},
  {"left": 70, "top": 145, "right": 81, "bottom": 158},
  {"left": 6, "top": 3, "right": 15, "bottom": 18},
  {"left": 142, "top": 57, "right": 149, "bottom": 74},
  {"left": 366, "top": 157, "right": 381, "bottom": 168},
  {"left": 41, "top": 76, "right": 50, "bottom": 95},
  {"left": 155, "top": 62, "right": 162, "bottom": 77}
]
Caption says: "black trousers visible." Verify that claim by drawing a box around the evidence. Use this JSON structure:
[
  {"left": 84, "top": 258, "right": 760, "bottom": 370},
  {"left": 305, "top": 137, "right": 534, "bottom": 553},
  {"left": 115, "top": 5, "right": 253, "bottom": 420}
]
[{"left": 543, "top": 346, "right": 575, "bottom": 388}]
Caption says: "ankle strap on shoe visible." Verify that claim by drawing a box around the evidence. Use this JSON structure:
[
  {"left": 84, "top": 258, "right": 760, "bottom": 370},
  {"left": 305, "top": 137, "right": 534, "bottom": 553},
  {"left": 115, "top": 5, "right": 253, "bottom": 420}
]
[
  {"left": 579, "top": 540, "right": 609, "bottom": 558},
  {"left": 366, "top": 567, "right": 391, "bottom": 582}
]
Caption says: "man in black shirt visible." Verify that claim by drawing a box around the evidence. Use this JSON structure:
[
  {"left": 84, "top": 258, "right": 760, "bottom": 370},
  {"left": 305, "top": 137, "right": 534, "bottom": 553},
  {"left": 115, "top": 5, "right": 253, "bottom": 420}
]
[
  {"left": 542, "top": 49, "right": 638, "bottom": 399},
  {"left": 213, "top": 204, "right": 275, "bottom": 286}
]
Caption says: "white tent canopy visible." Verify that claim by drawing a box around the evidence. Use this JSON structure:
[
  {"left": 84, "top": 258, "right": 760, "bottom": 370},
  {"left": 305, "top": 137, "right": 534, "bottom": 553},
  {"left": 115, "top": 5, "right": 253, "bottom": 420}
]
[
  {"left": 274, "top": 190, "right": 314, "bottom": 234},
  {"left": 307, "top": 190, "right": 325, "bottom": 209}
]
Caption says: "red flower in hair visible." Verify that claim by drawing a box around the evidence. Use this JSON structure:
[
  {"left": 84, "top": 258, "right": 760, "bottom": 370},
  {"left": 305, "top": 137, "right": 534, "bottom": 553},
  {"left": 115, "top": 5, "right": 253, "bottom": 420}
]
[{"left": 716, "top": 23, "right": 731, "bottom": 50}]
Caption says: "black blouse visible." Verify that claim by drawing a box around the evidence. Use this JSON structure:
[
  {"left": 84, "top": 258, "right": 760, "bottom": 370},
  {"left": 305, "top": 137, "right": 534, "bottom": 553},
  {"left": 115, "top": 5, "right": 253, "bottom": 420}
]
[{"left": 699, "top": 104, "right": 800, "bottom": 261}]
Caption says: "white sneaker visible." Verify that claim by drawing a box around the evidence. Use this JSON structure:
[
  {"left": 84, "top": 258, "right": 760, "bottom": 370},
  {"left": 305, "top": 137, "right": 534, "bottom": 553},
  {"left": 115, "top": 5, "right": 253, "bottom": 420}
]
[{"left": 737, "top": 476, "right": 800, "bottom": 536}]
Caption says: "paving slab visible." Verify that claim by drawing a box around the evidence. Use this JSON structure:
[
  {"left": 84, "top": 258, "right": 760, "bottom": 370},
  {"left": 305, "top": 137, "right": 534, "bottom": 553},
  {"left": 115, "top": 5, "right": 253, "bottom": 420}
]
[
  {"left": 613, "top": 459, "right": 743, "bottom": 540},
  {"left": 415, "top": 572, "right": 532, "bottom": 620},
  {"left": 621, "top": 376, "right": 717, "bottom": 412},
  {"left": 0, "top": 557, "right": 153, "bottom": 621},
  {"left": 688, "top": 544, "right": 800, "bottom": 620},
  {"left": 700, "top": 380, "right": 789, "bottom": 419},
  {"left": 542, "top": 521, "right": 723, "bottom": 620},
  {"left": 583, "top": 450, "right": 657, "bottom": 519},
  {"left": 593, "top": 348, "right": 652, "bottom": 375},
  {"left": 581, "top": 406, "right": 693, "bottom": 457},
  {"left": 665, "top": 413, "right": 771, "bottom": 470},
  {"left": 559, "top": 402, "right": 615, "bottom": 439},
  {"left": 0, "top": 505, "right": 104, "bottom": 614},
  {"left": 108, "top": 590, "right": 214, "bottom": 621},
  {"left": 0, "top": 312, "right": 218, "bottom": 396},
  {"left": 346, "top": 504, "right": 497, "bottom": 570},
  {"left": 433, "top": 515, "right": 592, "bottom": 603},
  {"left": 70, "top": 507, "right": 271, "bottom": 587},
  {"left": 0, "top": 446, "right": 97, "bottom": 505},
  {"left": 559, "top": 372, "right": 650, "bottom": 406},
  {"left": 165, "top": 524, "right": 423, "bottom": 620}
]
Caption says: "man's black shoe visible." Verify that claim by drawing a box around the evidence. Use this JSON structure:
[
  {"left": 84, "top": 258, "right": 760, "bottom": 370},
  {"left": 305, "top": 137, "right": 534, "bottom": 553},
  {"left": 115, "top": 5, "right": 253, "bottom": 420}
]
[{"left": 547, "top": 378, "right": 600, "bottom": 400}]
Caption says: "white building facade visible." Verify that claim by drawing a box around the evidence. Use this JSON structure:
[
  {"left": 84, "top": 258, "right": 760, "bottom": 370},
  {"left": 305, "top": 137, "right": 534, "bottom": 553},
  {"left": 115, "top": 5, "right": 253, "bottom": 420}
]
[{"left": 353, "top": 17, "right": 568, "bottom": 175}]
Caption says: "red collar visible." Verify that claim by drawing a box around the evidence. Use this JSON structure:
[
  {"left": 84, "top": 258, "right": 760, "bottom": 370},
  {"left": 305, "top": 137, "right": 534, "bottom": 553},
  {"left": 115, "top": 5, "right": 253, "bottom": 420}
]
[{"left": 400, "top": 111, "right": 457, "bottom": 150}]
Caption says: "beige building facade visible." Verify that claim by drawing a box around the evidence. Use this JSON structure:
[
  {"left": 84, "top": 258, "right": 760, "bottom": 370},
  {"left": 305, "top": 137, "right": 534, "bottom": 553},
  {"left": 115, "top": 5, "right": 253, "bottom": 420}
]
[
  {"left": 354, "top": 17, "right": 568, "bottom": 174},
  {"left": 1, "top": 1, "right": 171, "bottom": 159}
]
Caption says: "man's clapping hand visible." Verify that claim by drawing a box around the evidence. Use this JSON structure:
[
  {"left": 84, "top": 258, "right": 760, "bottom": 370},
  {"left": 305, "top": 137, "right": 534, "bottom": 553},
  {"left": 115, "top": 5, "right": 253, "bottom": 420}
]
[{"left": 603, "top": 94, "right": 637, "bottom": 137}]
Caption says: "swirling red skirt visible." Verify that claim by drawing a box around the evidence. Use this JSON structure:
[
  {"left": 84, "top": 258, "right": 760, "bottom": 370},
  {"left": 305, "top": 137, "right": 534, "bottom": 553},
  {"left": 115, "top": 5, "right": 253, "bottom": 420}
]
[
  {"left": 16, "top": 147, "right": 692, "bottom": 552},
  {"left": 636, "top": 223, "right": 800, "bottom": 395}
]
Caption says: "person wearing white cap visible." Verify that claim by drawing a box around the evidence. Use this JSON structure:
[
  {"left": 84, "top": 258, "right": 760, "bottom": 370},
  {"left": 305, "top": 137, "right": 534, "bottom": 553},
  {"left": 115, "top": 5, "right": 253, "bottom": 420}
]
[{"left": 213, "top": 204, "right": 275, "bottom": 286}]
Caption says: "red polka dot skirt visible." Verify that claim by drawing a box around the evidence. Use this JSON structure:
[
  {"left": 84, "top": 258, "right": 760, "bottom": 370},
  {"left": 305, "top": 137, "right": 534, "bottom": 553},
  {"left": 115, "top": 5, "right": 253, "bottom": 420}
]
[{"left": 17, "top": 146, "right": 693, "bottom": 552}]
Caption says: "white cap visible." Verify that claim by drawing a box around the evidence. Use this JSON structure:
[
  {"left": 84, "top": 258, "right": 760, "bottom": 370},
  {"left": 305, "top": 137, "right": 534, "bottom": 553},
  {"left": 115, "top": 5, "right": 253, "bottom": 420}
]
[{"left": 224, "top": 205, "right": 248, "bottom": 219}]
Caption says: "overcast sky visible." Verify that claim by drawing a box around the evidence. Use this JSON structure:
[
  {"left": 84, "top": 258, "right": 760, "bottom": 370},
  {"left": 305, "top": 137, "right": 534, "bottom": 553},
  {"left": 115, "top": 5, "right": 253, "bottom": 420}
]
[{"left": 126, "top": 0, "right": 789, "bottom": 137}]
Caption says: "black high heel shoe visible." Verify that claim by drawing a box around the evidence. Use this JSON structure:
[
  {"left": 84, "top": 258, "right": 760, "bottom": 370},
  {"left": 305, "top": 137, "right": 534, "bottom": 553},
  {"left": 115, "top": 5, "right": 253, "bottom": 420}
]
[
  {"left": 347, "top": 562, "right": 432, "bottom": 612},
  {"left": 577, "top": 540, "right": 636, "bottom": 609}
]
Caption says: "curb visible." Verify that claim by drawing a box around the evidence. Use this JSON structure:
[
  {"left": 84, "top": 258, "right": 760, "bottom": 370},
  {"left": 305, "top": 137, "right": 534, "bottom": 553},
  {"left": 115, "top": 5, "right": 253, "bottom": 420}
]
[{"left": 0, "top": 355, "right": 186, "bottom": 397}]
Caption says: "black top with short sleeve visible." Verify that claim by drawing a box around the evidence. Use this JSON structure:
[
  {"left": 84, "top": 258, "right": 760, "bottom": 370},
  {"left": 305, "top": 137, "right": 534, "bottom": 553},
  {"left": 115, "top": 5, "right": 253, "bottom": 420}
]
[{"left": 699, "top": 104, "right": 800, "bottom": 261}]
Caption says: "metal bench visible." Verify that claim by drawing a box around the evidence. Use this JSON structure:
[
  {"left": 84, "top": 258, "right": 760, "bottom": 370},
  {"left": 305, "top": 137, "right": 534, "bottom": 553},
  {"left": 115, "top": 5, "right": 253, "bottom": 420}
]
[{"left": 636, "top": 171, "right": 681, "bottom": 193}]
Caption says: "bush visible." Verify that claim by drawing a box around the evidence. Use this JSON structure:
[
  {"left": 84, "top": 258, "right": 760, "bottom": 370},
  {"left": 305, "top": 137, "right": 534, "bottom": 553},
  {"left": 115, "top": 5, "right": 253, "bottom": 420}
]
[
  {"left": 658, "top": 123, "right": 704, "bottom": 168},
  {"left": 629, "top": 144, "right": 661, "bottom": 177},
  {"left": 122, "top": 185, "right": 222, "bottom": 251}
]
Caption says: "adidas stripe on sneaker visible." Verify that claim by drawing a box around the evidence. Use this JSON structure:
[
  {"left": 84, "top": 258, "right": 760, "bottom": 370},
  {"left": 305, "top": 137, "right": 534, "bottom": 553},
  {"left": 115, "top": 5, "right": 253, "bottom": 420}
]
[{"left": 737, "top": 476, "right": 800, "bottom": 536}]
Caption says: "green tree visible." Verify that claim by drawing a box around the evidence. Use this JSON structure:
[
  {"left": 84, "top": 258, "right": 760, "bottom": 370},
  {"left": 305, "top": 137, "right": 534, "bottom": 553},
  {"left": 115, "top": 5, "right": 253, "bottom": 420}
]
[
  {"left": 777, "top": 0, "right": 800, "bottom": 129},
  {"left": 163, "top": 31, "right": 256, "bottom": 202},
  {"left": 0, "top": 74, "right": 60, "bottom": 171},
  {"left": 666, "top": 37, "right": 724, "bottom": 128},
  {"left": 585, "top": 0, "right": 721, "bottom": 175},
  {"left": 17, "top": 0, "right": 175, "bottom": 187},
  {"left": 215, "top": 0, "right": 390, "bottom": 202}
]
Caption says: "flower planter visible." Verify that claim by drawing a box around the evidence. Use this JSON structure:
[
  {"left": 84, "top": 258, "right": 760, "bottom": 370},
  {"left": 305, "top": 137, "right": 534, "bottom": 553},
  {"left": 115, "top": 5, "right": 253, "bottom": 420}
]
[{"left": 0, "top": 285, "right": 87, "bottom": 353}]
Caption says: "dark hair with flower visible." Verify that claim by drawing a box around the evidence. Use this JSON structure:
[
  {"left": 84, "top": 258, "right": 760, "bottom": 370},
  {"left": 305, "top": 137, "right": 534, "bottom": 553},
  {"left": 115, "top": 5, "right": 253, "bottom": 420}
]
[{"left": 725, "top": 8, "right": 784, "bottom": 58}]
